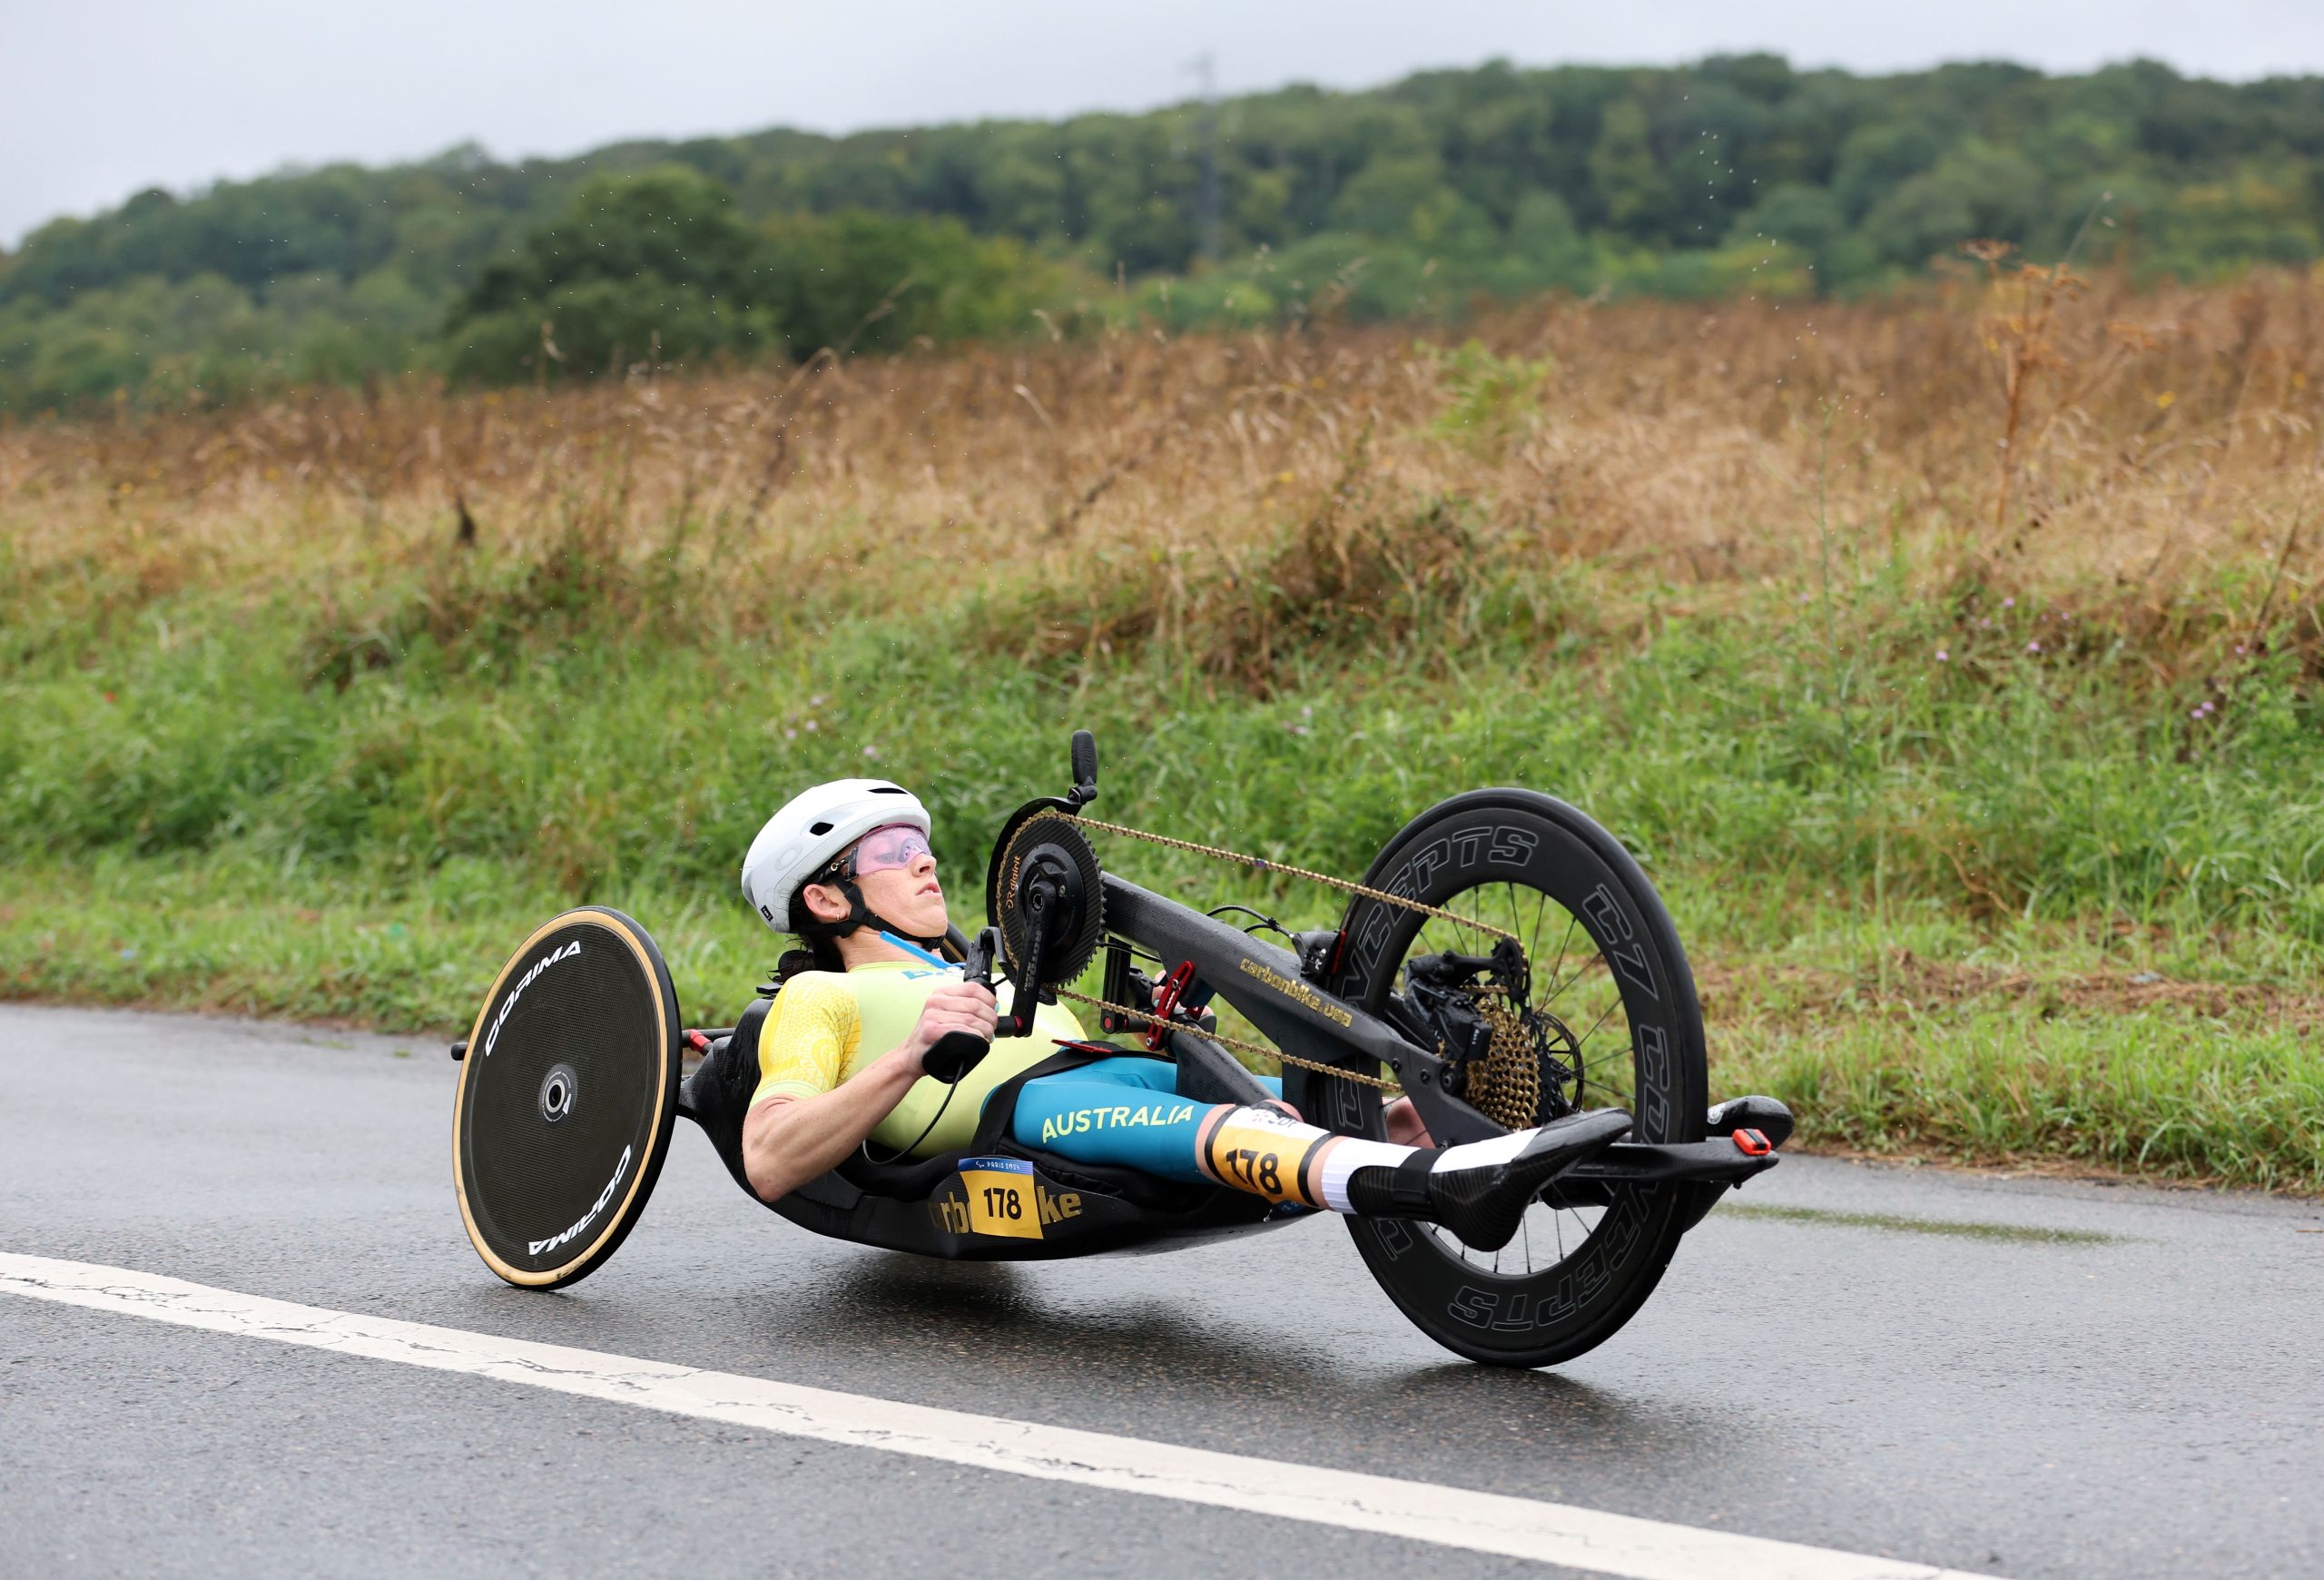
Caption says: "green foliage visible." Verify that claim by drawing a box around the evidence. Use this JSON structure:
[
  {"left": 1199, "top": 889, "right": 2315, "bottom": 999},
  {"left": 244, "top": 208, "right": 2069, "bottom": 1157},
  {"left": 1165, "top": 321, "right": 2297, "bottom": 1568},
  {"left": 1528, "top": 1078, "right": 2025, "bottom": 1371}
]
[
  {"left": 428, "top": 169, "right": 1072, "bottom": 384},
  {"left": 1726, "top": 183, "right": 1848, "bottom": 278},
  {"left": 1589, "top": 98, "right": 1678, "bottom": 238},
  {"left": 464, "top": 170, "right": 771, "bottom": 317},
  {"left": 1862, "top": 141, "right": 2050, "bottom": 265},
  {"left": 444, "top": 169, "right": 793, "bottom": 380},
  {"left": 12, "top": 54, "right": 2324, "bottom": 409},
  {"left": 447, "top": 274, "right": 780, "bottom": 382},
  {"left": 769, "top": 211, "right": 1070, "bottom": 353},
  {"left": 0, "top": 268, "right": 446, "bottom": 410}
]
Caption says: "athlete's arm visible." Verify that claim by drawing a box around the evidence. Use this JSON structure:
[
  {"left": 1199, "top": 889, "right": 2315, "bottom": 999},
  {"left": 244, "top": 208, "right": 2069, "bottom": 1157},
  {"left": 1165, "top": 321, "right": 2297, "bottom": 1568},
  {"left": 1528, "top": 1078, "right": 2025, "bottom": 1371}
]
[{"left": 740, "top": 982, "right": 996, "bottom": 1202}]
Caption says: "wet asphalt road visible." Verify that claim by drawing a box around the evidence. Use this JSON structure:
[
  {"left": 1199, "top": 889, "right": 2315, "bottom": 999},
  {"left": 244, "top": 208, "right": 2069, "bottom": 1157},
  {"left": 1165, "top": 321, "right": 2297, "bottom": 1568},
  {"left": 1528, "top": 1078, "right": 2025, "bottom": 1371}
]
[{"left": 2, "top": 1003, "right": 2319, "bottom": 1579}]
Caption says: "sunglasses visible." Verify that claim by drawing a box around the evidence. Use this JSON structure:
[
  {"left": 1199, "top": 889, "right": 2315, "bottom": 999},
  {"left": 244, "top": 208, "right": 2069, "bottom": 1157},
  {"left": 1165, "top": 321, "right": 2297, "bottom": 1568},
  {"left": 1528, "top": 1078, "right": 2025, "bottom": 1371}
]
[{"left": 825, "top": 824, "right": 934, "bottom": 881}]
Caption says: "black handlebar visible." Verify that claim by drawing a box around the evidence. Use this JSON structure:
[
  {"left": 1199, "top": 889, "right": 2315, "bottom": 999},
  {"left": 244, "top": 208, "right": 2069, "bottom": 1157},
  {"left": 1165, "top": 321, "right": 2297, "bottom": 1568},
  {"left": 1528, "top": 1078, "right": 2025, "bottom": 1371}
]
[
  {"left": 921, "top": 925, "right": 1001, "bottom": 1084},
  {"left": 1068, "top": 727, "right": 1098, "bottom": 808}
]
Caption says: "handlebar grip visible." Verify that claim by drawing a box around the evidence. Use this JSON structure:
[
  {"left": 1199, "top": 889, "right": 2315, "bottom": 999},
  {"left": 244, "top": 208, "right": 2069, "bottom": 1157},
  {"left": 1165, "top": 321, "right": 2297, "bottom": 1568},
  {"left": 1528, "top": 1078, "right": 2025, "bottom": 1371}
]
[
  {"left": 924, "top": 925, "right": 1002, "bottom": 1083},
  {"left": 921, "top": 1028, "right": 990, "bottom": 1085}
]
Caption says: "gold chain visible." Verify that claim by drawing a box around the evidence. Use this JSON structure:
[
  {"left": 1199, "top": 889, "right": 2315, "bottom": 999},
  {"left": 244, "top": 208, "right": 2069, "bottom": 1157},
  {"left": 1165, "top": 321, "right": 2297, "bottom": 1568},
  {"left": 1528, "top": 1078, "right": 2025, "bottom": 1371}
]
[
  {"left": 1028, "top": 809, "right": 1519, "bottom": 943},
  {"left": 1050, "top": 985, "right": 1401, "bottom": 1092}
]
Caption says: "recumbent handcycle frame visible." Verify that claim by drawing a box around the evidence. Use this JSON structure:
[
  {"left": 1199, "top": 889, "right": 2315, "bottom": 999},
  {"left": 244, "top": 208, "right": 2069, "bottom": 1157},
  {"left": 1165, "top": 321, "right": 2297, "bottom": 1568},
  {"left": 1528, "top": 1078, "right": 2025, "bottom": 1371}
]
[{"left": 449, "top": 730, "right": 1790, "bottom": 1368}]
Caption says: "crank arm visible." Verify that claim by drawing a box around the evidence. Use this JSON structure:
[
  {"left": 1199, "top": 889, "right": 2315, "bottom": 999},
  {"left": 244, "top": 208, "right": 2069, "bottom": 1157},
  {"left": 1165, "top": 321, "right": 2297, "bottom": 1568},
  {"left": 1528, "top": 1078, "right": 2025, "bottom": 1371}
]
[
  {"left": 998, "top": 854, "right": 1078, "bottom": 1037},
  {"left": 998, "top": 907, "right": 1050, "bottom": 1037}
]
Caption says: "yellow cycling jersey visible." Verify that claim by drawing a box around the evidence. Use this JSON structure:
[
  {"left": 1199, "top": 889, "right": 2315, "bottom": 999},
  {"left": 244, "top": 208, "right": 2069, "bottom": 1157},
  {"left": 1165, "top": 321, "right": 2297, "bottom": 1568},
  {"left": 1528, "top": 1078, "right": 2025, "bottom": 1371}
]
[{"left": 748, "top": 959, "right": 1088, "bottom": 1158}]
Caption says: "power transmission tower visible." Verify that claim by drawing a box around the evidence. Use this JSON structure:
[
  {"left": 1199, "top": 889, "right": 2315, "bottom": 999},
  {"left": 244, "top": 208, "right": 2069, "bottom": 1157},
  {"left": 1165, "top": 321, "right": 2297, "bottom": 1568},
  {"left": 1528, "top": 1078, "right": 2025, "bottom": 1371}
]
[{"left": 1187, "top": 52, "right": 1221, "bottom": 262}]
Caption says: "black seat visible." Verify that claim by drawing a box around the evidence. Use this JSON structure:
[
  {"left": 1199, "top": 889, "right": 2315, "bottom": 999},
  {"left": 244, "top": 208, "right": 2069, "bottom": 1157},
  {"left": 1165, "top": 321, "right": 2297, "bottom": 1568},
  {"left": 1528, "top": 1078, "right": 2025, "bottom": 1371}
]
[{"left": 680, "top": 985, "right": 1288, "bottom": 1259}]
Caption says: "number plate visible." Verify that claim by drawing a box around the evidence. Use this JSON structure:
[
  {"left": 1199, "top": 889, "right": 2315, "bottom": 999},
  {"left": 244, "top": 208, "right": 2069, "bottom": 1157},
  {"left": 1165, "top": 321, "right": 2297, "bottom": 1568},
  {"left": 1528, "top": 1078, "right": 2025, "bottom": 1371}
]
[
  {"left": 958, "top": 1156, "right": 1043, "bottom": 1239},
  {"left": 1201, "top": 1109, "right": 1321, "bottom": 1207}
]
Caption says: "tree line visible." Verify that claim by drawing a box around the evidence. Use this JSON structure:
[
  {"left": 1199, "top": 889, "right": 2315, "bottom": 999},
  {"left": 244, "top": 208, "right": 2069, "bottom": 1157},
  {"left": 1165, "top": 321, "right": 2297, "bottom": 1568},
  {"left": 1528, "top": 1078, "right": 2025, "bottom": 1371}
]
[{"left": 5, "top": 54, "right": 2322, "bottom": 411}]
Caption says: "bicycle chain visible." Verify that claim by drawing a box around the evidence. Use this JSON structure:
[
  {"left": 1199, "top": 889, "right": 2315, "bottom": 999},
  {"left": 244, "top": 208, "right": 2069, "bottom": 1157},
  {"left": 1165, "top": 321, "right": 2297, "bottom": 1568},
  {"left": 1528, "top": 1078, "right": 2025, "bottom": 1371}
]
[
  {"left": 1049, "top": 985, "right": 1400, "bottom": 1091},
  {"left": 1011, "top": 805, "right": 1521, "bottom": 1095},
  {"left": 1024, "top": 808, "right": 1519, "bottom": 942}
]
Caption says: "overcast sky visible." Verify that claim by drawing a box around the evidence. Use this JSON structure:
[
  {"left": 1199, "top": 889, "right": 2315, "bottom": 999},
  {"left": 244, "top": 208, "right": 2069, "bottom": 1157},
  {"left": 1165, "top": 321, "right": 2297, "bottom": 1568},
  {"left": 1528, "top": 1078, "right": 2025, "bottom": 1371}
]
[{"left": 6, "top": 0, "right": 2322, "bottom": 247}]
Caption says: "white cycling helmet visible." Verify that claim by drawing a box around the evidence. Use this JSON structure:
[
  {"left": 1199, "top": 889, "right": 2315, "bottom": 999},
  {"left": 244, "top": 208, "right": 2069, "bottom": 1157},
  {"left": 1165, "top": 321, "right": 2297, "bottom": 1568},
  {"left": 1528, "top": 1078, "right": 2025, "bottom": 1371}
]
[{"left": 739, "top": 778, "right": 932, "bottom": 932}]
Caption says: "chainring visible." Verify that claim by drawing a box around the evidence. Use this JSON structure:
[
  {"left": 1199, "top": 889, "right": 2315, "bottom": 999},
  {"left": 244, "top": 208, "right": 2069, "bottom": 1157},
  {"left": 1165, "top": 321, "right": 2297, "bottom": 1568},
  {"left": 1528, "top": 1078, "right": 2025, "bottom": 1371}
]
[{"left": 991, "top": 812, "right": 1106, "bottom": 988}]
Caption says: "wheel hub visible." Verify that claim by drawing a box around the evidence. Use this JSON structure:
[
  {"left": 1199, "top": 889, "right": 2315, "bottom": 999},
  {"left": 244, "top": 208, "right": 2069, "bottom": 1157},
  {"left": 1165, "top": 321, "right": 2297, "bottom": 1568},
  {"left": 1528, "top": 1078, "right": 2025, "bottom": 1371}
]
[{"left": 539, "top": 1062, "right": 578, "bottom": 1124}]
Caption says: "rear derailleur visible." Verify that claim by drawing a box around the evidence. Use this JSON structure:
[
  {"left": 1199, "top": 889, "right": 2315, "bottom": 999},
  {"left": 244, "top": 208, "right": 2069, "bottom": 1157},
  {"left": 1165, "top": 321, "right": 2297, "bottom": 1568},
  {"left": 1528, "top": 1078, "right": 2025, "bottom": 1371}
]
[{"left": 1398, "top": 937, "right": 1582, "bottom": 1130}]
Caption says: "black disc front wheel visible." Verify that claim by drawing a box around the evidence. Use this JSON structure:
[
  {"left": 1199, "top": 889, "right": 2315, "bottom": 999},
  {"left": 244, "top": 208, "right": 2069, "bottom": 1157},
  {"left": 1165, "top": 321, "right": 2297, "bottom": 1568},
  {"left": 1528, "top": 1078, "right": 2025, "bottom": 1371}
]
[
  {"left": 452, "top": 907, "right": 680, "bottom": 1289},
  {"left": 1306, "top": 790, "right": 1707, "bottom": 1368}
]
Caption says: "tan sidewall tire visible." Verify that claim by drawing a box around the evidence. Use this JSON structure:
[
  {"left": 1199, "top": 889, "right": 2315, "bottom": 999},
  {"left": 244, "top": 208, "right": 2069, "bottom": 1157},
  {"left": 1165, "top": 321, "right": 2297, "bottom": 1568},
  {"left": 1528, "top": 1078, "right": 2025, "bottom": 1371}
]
[{"left": 451, "top": 907, "right": 679, "bottom": 1289}]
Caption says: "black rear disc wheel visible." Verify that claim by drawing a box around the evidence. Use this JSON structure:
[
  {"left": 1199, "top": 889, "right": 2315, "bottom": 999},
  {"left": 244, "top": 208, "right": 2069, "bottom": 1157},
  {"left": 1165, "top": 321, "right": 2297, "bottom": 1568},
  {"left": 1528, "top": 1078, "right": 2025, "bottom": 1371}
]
[
  {"left": 452, "top": 907, "right": 680, "bottom": 1289},
  {"left": 1309, "top": 790, "right": 1707, "bottom": 1368}
]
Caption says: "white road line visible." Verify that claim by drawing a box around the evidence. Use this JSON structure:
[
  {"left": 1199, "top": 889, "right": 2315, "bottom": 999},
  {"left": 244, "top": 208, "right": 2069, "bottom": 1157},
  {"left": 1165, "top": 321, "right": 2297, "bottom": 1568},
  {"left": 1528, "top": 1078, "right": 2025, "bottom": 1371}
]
[{"left": 1, "top": 1253, "right": 1991, "bottom": 1580}]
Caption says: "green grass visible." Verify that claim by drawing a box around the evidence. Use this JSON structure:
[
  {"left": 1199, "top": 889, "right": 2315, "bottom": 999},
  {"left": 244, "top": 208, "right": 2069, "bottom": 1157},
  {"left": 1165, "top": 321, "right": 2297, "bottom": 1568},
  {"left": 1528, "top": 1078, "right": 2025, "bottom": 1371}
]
[
  {"left": 1722, "top": 995, "right": 2322, "bottom": 1191},
  {"left": 4, "top": 531, "right": 2320, "bottom": 1191}
]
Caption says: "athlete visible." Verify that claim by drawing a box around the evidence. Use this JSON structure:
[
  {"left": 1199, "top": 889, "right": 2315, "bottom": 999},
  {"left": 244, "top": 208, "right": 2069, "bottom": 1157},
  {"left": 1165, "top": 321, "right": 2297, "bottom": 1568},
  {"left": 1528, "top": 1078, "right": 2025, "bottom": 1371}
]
[{"left": 735, "top": 780, "right": 1630, "bottom": 1251}]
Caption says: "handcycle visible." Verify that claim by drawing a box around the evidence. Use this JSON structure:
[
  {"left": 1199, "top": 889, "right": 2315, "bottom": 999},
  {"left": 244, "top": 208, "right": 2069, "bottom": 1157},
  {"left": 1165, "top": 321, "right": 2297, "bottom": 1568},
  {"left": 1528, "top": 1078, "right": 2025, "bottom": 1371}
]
[{"left": 449, "top": 731, "right": 1791, "bottom": 1368}]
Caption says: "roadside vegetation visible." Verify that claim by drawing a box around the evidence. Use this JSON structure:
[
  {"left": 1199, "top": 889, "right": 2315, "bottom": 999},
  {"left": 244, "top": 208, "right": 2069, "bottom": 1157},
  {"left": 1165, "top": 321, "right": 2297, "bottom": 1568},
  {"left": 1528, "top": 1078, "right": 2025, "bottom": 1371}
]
[{"left": 4, "top": 272, "right": 2319, "bottom": 1189}]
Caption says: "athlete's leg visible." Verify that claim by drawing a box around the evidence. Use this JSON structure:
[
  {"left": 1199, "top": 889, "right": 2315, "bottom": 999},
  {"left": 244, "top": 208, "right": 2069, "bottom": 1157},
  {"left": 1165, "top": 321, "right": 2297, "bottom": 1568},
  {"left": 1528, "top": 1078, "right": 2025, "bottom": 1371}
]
[
  {"left": 1009, "top": 1074, "right": 1215, "bottom": 1183},
  {"left": 1005, "top": 1061, "right": 1629, "bottom": 1251},
  {"left": 1003, "top": 1055, "right": 1289, "bottom": 1183}
]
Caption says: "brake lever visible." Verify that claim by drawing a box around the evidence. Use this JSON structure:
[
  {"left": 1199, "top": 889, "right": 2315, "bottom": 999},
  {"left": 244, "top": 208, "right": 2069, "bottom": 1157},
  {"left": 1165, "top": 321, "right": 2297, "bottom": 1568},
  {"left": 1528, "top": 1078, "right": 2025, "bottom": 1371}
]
[
  {"left": 1068, "top": 728, "right": 1098, "bottom": 808},
  {"left": 921, "top": 926, "right": 1001, "bottom": 1084},
  {"left": 960, "top": 925, "right": 998, "bottom": 990}
]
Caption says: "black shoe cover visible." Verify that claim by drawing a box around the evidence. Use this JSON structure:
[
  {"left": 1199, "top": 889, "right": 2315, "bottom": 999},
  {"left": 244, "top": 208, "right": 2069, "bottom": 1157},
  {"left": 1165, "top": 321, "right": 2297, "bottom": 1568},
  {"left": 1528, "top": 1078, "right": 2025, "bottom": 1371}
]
[{"left": 1350, "top": 1109, "right": 1633, "bottom": 1252}]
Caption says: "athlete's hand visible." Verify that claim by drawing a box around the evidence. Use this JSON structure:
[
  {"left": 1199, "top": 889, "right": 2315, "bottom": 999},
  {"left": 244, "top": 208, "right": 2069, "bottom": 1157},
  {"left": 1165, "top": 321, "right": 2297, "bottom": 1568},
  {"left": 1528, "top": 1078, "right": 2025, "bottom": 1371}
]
[{"left": 900, "top": 981, "right": 998, "bottom": 1076}]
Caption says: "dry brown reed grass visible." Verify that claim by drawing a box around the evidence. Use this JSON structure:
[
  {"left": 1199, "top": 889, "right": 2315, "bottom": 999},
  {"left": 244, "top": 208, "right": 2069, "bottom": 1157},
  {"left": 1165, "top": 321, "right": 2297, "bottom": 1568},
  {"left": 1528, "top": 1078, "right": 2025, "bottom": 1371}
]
[{"left": 5, "top": 270, "right": 2320, "bottom": 687}]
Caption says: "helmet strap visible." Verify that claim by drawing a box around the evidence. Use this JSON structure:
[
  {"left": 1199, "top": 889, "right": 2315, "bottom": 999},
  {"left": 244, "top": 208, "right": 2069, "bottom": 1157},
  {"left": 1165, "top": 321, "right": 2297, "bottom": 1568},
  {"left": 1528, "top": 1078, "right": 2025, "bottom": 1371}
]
[{"left": 796, "top": 877, "right": 947, "bottom": 953}]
